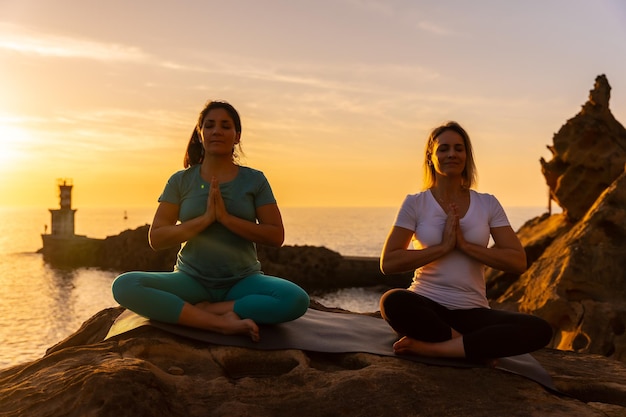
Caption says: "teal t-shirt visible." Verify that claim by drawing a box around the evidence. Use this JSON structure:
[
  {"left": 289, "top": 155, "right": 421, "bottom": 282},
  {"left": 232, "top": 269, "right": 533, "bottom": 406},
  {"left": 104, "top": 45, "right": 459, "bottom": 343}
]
[{"left": 158, "top": 165, "right": 277, "bottom": 289}]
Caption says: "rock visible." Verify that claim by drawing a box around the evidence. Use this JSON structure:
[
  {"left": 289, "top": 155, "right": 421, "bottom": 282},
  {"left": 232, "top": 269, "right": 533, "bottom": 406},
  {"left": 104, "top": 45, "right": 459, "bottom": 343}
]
[
  {"left": 494, "top": 169, "right": 626, "bottom": 362},
  {"left": 486, "top": 75, "right": 626, "bottom": 367},
  {"left": 540, "top": 74, "right": 626, "bottom": 222},
  {"left": 97, "top": 225, "right": 181, "bottom": 271},
  {"left": 40, "top": 234, "right": 102, "bottom": 267},
  {"left": 257, "top": 245, "right": 411, "bottom": 291},
  {"left": 257, "top": 244, "right": 343, "bottom": 289},
  {"left": 486, "top": 213, "right": 573, "bottom": 300},
  {"left": 1, "top": 305, "right": 626, "bottom": 417},
  {"left": 40, "top": 225, "right": 180, "bottom": 272}
]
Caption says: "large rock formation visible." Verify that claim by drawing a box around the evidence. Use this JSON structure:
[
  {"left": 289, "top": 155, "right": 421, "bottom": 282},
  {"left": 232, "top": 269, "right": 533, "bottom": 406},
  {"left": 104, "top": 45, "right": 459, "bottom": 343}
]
[
  {"left": 540, "top": 74, "right": 626, "bottom": 222},
  {"left": 258, "top": 245, "right": 411, "bottom": 291},
  {"left": 1, "top": 305, "right": 626, "bottom": 417},
  {"left": 488, "top": 75, "right": 626, "bottom": 364},
  {"left": 40, "top": 225, "right": 180, "bottom": 272},
  {"left": 494, "top": 169, "right": 626, "bottom": 360}
]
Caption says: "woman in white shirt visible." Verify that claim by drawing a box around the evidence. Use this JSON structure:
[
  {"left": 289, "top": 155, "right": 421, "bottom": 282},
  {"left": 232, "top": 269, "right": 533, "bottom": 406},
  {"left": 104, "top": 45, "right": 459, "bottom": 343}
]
[{"left": 379, "top": 121, "right": 552, "bottom": 361}]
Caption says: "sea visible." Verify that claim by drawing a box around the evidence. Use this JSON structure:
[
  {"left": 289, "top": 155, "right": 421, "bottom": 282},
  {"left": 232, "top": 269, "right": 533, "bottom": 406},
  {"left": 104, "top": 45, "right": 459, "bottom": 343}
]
[{"left": 0, "top": 205, "right": 550, "bottom": 369}]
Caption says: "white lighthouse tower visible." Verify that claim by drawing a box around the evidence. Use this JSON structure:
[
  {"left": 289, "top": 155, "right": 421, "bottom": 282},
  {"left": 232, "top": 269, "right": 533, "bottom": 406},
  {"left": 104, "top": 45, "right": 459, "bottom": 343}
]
[
  {"left": 48, "top": 178, "right": 76, "bottom": 237},
  {"left": 41, "top": 179, "right": 100, "bottom": 267}
]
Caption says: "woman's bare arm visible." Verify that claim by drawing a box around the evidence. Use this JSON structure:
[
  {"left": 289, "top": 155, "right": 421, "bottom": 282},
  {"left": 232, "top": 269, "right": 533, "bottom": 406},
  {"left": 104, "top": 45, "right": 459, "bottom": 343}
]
[
  {"left": 456, "top": 225, "right": 527, "bottom": 274},
  {"left": 210, "top": 177, "right": 284, "bottom": 247},
  {"left": 218, "top": 203, "right": 285, "bottom": 247},
  {"left": 380, "top": 217, "right": 456, "bottom": 275},
  {"left": 148, "top": 201, "right": 213, "bottom": 251}
]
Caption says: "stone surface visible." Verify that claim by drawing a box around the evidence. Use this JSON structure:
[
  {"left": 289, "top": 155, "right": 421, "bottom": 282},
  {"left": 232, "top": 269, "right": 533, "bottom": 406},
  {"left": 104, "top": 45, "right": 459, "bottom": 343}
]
[
  {"left": 40, "top": 225, "right": 180, "bottom": 272},
  {"left": 257, "top": 245, "right": 411, "bottom": 291},
  {"left": 97, "top": 225, "right": 180, "bottom": 272},
  {"left": 485, "top": 212, "right": 573, "bottom": 300},
  {"left": 493, "top": 169, "right": 626, "bottom": 362},
  {"left": 1, "top": 305, "right": 626, "bottom": 417},
  {"left": 540, "top": 74, "right": 626, "bottom": 222}
]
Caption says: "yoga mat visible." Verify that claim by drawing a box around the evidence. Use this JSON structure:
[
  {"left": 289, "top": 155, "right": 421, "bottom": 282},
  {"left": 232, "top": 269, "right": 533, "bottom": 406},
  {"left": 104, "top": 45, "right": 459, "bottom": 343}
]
[{"left": 105, "top": 308, "right": 557, "bottom": 392}]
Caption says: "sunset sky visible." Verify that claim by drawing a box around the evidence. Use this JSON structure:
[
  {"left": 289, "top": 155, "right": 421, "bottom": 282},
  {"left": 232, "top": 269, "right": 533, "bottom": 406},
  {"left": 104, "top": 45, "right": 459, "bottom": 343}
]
[{"left": 1, "top": 0, "right": 625, "bottom": 210}]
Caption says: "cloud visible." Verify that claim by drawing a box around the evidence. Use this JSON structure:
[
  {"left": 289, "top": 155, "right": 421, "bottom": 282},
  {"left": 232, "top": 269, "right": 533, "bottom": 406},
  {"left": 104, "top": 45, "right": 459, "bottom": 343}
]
[
  {"left": 183, "top": 57, "right": 441, "bottom": 98},
  {"left": 416, "top": 20, "right": 454, "bottom": 36},
  {"left": 339, "top": 1, "right": 454, "bottom": 37},
  {"left": 342, "top": 0, "right": 396, "bottom": 16},
  {"left": 0, "top": 22, "right": 150, "bottom": 62},
  {"left": 0, "top": 107, "right": 186, "bottom": 156}
]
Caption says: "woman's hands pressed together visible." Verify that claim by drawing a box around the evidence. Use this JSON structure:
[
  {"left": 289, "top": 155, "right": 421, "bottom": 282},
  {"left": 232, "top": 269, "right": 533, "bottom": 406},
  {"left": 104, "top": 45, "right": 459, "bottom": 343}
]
[
  {"left": 444, "top": 203, "right": 471, "bottom": 254},
  {"left": 205, "top": 176, "right": 285, "bottom": 247},
  {"left": 380, "top": 204, "right": 463, "bottom": 276},
  {"left": 207, "top": 176, "right": 229, "bottom": 224},
  {"left": 440, "top": 203, "right": 459, "bottom": 254},
  {"left": 441, "top": 202, "right": 526, "bottom": 274}
]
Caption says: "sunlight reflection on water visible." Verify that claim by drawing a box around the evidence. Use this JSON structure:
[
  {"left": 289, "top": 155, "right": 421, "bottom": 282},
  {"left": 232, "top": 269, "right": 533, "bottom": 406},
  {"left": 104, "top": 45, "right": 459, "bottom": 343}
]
[
  {"left": 311, "top": 287, "right": 385, "bottom": 313},
  {"left": 0, "top": 252, "right": 117, "bottom": 369}
]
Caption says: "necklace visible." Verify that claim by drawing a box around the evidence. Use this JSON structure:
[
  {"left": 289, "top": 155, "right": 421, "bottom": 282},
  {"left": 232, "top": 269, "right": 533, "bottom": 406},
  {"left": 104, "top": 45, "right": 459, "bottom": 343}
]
[{"left": 430, "top": 188, "right": 469, "bottom": 207}]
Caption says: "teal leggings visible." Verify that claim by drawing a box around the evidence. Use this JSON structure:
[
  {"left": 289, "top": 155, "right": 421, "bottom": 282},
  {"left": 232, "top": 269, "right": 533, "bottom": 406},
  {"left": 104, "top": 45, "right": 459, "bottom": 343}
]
[{"left": 111, "top": 271, "right": 310, "bottom": 324}]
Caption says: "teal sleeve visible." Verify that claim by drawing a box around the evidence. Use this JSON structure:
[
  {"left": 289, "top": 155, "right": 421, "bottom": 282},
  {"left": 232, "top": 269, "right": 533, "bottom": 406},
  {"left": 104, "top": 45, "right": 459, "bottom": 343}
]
[
  {"left": 158, "top": 170, "right": 184, "bottom": 204},
  {"left": 254, "top": 172, "right": 277, "bottom": 208}
]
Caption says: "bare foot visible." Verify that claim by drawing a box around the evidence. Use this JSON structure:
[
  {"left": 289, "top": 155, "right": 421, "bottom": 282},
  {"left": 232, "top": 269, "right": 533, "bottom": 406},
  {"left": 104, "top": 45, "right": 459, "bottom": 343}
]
[
  {"left": 393, "top": 336, "right": 425, "bottom": 355},
  {"left": 393, "top": 336, "right": 466, "bottom": 358},
  {"left": 220, "top": 311, "right": 260, "bottom": 342}
]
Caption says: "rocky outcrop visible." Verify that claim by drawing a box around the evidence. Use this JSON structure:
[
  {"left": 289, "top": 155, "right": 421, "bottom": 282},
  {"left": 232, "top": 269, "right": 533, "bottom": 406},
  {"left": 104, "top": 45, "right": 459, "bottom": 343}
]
[
  {"left": 257, "top": 245, "right": 411, "bottom": 291},
  {"left": 494, "top": 169, "right": 626, "bottom": 361},
  {"left": 1, "top": 305, "right": 626, "bottom": 417},
  {"left": 540, "top": 74, "right": 626, "bottom": 222},
  {"left": 488, "top": 75, "right": 626, "bottom": 364},
  {"left": 40, "top": 225, "right": 180, "bottom": 272},
  {"left": 486, "top": 213, "right": 574, "bottom": 300},
  {"left": 97, "top": 225, "right": 180, "bottom": 272}
]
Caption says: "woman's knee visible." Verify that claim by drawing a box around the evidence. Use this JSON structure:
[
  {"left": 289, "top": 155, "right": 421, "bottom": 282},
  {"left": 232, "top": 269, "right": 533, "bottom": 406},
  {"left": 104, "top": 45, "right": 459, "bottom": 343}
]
[
  {"left": 379, "top": 289, "right": 415, "bottom": 320},
  {"left": 111, "top": 271, "right": 143, "bottom": 305},
  {"left": 531, "top": 316, "right": 553, "bottom": 348},
  {"left": 231, "top": 276, "right": 310, "bottom": 323},
  {"left": 282, "top": 283, "right": 310, "bottom": 321}
]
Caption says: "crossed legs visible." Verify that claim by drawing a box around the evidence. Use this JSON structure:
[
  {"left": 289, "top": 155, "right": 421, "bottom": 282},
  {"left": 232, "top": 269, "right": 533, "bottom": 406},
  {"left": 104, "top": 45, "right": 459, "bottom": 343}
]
[
  {"left": 112, "top": 271, "right": 309, "bottom": 342},
  {"left": 380, "top": 289, "right": 552, "bottom": 360}
]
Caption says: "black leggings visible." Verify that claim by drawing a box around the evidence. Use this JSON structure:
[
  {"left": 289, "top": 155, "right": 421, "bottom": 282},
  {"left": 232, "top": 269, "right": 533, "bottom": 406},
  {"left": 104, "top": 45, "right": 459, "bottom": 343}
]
[{"left": 379, "top": 289, "right": 553, "bottom": 360}]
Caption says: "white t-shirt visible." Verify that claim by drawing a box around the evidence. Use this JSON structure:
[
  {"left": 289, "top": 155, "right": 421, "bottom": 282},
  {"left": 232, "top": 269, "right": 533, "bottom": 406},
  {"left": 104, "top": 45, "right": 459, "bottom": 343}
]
[{"left": 394, "top": 189, "right": 510, "bottom": 309}]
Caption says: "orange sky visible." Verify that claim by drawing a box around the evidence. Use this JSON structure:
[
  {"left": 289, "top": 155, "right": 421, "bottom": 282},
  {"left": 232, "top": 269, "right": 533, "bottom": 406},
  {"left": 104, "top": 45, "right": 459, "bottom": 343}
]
[{"left": 1, "top": 1, "right": 625, "bottom": 210}]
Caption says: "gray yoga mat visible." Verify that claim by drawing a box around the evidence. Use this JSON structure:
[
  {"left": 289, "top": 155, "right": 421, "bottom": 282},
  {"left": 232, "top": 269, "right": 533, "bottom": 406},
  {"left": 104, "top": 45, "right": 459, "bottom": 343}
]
[{"left": 105, "top": 308, "right": 557, "bottom": 392}]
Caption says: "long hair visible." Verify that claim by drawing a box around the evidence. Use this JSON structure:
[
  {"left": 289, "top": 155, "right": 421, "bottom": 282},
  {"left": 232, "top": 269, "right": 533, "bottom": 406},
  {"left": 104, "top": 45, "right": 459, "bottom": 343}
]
[
  {"left": 422, "top": 121, "right": 477, "bottom": 189},
  {"left": 183, "top": 100, "right": 243, "bottom": 167}
]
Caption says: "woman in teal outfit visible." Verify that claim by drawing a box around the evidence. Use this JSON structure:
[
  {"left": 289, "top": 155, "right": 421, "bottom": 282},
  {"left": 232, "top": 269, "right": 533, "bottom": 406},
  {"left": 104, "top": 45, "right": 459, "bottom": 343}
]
[{"left": 112, "top": 100, "right": 309, "bottom": 341}]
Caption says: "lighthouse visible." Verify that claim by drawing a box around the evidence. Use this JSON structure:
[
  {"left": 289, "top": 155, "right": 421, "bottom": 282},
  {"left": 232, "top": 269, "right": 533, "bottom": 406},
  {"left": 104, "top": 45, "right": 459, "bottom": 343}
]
[
  {"left": 48, "top": 178, "right": 76, "bottom": 237},
  {"left": 41, "top": 178, "right": 98, "bottom": 267}
]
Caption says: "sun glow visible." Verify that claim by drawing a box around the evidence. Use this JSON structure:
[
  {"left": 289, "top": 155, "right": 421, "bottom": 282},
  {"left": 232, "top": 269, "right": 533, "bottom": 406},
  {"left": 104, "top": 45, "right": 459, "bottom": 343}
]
[{"left": 0, "top": 121, "right": 30, "bottom": 171}]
